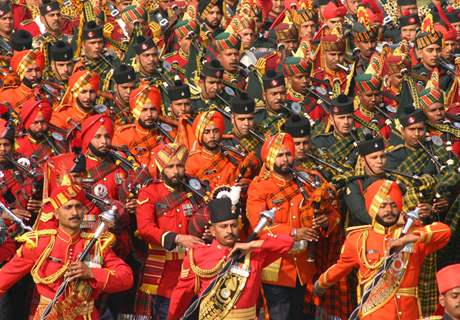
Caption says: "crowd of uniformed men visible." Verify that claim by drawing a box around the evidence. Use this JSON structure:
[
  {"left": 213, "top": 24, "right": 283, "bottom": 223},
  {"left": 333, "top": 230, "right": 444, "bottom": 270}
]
[{"left": 0, "top": 0, "right": 460, "bottom": 318}]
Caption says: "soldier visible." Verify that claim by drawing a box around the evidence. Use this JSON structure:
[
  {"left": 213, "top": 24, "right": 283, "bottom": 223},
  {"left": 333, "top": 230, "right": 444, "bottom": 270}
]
[
  {"left": 45, "top": 40, "right": 74, "bottom": 87},
  {"left": 15, "top": 99, "right": 67, "bottom": 161},
  {"left": 314, "top": 179, "right": 451, "bottom": 320},
  {"left": 246, "top": 133, "right": 340, "bottom": 319},
  {"left": 446, "top": 8, "right": 460, "bottom": 42},
  {"left": 168, "top": 197, "right": 295, "bottom": 319},
  {"left": 165, "top": 81, "right": 193, "bottom": 121},
  {"left": 291, "top": 7, "right": 318, "bottom": 45},
  {"left": 50, "top": 70, "right": 101, "bottom": 130},
  {"left": 112, "top": 85, "right": 164, "bottom": 177},
  {"left": 107, "top": 64, "right": 136, "bottom": 126},
  {"left": 312, "top": 94, "right": 360, "bottom": 167},
  {"left": 135, "top": 143, "right": 207, "bottom": 319},
  {"left": 381, "top": 54, "right": 406, "bottom": 117},
  {"left": 133, "top": 36, "right": 161, "bottom": 83},
  {"left": 320, "top": 1, "right": 347, "bottom": 31},
  {"left": 163, "top": 19, "right": 199, "bottom": 81},
  {"left": 198, "top": 0, "right": 224, "bottom": 37},
  {"left": 344, "top": 136, "right": 386, "bottom": 226},
  {"left": 435, "top": 264, "right": 460, "bottom": 320},
  {"left": 0, "top": 49, "right": 45, "bottom": 115},
  {"left": 351, "top": 22, "right": 378, "bottom": 74},
  {"left": 0, "top": 181, "right": 134, "bottom": 319},
  {"left": 0, "top": 2, "right": 14, "bottom": 58},
  {"left": 214, "top": 32, "right": 246, "bottom": 91},
  {"left": 397, "top": 0, "right": 418, "bottom": 16},
  {"left": 399, "top": 14, "right": 420, "bottom": 43},
  {"left": 104, "top": 5, "right": 147, "bottom": 45}
]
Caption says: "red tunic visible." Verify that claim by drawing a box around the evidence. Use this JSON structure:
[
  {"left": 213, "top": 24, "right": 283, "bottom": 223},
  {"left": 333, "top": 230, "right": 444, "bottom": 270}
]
[
  {"left": 0, "top": 228, "right": 133, "bottom": 319},
  {"left": 168, "top": 234, "right": 294, "bottom": 319},
  {"left": 286, "top": 88, "right": 328, "bottom": 122},
  {"left": 354, "top": 107, "right": 391, "bottom": 139}
]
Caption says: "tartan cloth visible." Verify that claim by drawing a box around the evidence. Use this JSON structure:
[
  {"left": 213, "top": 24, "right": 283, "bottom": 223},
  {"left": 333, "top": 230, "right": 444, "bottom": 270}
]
[
  {"left": 86, "top": 159, "right": 118, "bottom": 182},
  {"left": 438, "top": 194, "right": 460, "bottom": 268},
  {"left": 194, "top": 152, "right": 231, "bottom": 179},
  {"left": 328, "top": 135, "right": 357, "bottom": 164},
  {"left": 418, "top": 253, "right": 438, "bottom": 317},
  {"left": 155, "top": 190, "right": 191, "bottom": 216},
  {"left": 238, "top": 135, "right": 259, "bottom": 154},
  {"left": 266, "top": 179, "right": 301, "bottom": 206}
]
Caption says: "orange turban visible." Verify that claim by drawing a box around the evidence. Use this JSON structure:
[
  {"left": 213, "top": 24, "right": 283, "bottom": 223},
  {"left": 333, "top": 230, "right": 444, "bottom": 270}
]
[
  {"left": 364, "top": 179, "right": 403, "bottom": 219},
  {"left": 79, "top": 114, "right": 114, "bottom": 152},
  {"left": 20, "top": 99, "right": 52, "bottom": 130},
  {"left": 68, "top": 70, "right": 100, "bottom": 98},
  {"left": 11, "top": 50, "right": 45, "bottom": 80},
  {"left": 129, "top": 85, "right": 162, "bottom": 120},
  {"left": 192, "top": 111, "right": 225, "bottom": 144},
  {"left": 261, "top": 133, "right": 295, "bottom": 171}
]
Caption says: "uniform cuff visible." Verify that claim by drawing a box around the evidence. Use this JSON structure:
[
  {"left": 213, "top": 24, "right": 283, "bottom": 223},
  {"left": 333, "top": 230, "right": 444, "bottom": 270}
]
[
  {"left": 90, "top": 268, "right": 111, "bottom": 291},
  {"left": 162, "top": 231, "right": 178, "bottom": 251}
]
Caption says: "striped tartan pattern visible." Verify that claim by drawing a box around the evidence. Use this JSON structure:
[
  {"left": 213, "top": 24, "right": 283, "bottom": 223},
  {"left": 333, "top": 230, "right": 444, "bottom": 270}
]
[
  {"left": 86, "top": 159, "right": 118, "bottom": 182},
  {"left": 418, "top": 253, "right": 438, "bottom": 317},
  {"left": 328, "top": 136, "right": 355, "bottom": 164}
]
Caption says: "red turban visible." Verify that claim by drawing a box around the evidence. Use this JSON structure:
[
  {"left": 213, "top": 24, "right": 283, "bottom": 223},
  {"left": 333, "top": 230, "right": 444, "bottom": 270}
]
[
  {"left": 10, "top": 50, "right": 45, "bottom": 80},
  {"left": 79, "top": 114, "right": 114, "bottom": 152},
  {"left": 261, "top": 133, "right": 295, "bottom": 171},
  {"left": 364, "top": 179, "right": 403, "bottom": 219},
  {"left": 192, "top": 111, "right": 225, "bottom": 144},
  {"left": 437, "top": 264, "right": 460, "bottom": 294},
  {"left": 20, "top": 100, "right": 52, "bottom": 130},
  {"left": 129, "top": 85, "right": 162, "bottom": 120},
  {"left": 321, "top": 1, "right": 347, "bottom": 20}
]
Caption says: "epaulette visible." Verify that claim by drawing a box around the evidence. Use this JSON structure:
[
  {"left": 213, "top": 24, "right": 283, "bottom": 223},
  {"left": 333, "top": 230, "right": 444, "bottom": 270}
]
[
  {"left": 103, "top": 22, "right": 115, "bottom": 37},
  {"left": 114, "top": 123, "right": 135, "bottom": 132},
  {"left": 255, "top": 56, "right": 268, "bottom": 74},
  {"left": 345, "top": 225, "right": 370, "bottom": 236},
  {"left": 386, "top": 144, "right": 405, "bottom": 153},
  {"left": 19, "top": 19, "right": 33, "bottom": 26},
  {"left": 15, "top": 229, "right": 57, "bottom": 249}
]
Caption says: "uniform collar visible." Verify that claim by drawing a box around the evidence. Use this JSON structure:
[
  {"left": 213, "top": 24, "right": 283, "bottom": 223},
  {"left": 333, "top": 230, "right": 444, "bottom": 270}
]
[
  {"left": 57, "top": 227, "right": 81, "bottom": 243},
  {"left": 372, "top": 221, "right": 399, "bottom": 235}
]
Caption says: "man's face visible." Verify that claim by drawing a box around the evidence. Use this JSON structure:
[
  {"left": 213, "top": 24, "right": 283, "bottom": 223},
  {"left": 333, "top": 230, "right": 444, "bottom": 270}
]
[
  {"left": 42, "top": 10, "right": 61, "bottom": 32},
  {"left": 83, "top": 38, "right": 104, "bottom": 60},
  {"left": 264, "top": 85, "right": 286, "bottom": 112},
  {"left": 443, "top": 40, "right": 456, "bottom": 60},
  {"left": 77, "top": 83, "right": 96, "bottom": 109},
  {"left": 232, "top": 113, "right": 254, "bottom": 137},
  {"left": 418, "top": 44, "right": 441, "bottom": 68},
  {"left": 453, "top": 22, "right": 460, "bottom": 41},
  {"left": 238, "top": 28, "right": 256, "bottom": 50},
  {"left": 359, "top": 89, "right": 382, "bottom": 111},
  {"left": 218, "top": 48, "right": 240, "bottom": 73},
  {"left": 440, "top": 288, "right": 460, "bottom": 319},
  {"left": 387, "top": 72, "right": 403, "bottom": 89},
  {"left": 401, "top": 122, "right": 426, "bottom": 148},
  {"left": 210, "top": 219, "right": 239, "bottom": 247},
  {"left": 289, "top": 73, "right": 308, "bottom": 94},
  {"left": 179, "top": 36, "right": 192, "bottom": 54},
  {"left": 114, "top": 81, "right": 135, "bottom": 104},
  {"left": 362, "top": 150, "right": 386, "bottom": 176},
  {"left": 274, "top": 148, "right": 294, "bottom": 174},
  {"left": 293, "top": 136, "right": 310, "bottom": 161},
  {"left": 205, "top": 5, "right": 223, "bottom": 29},
  {"left": 55, "top": 199, "right": 85, "bottom": 231},
  {"left": 138, "top": 47, "right": 159, "bottom": 74},
  {"left": 299, "top": 21, "right": 316, "bottom": 41},
  {"left": 138, "top": 103, "right": 158, "bottom": 127},
  {"left": 399, "top": 4, "right": 418, "bottom": 16},
  {"left": 280, "top": 39, "right": 299, "bottom": 55},
  {"left": 200, "top": 76, "right": 223, "bottom": 99},
  {"left": 0, "top": 12, "right": 13, "bottom": 34},
  {"left": 325, "top": 51, "right": 344, "bottom": 71},
  {"left": 90, "top": 125, "right": 111, "bottom": 153},
  {"left": 345, "top": 0, "right": 359, "bottom": 14},
  {"left": 376, "top": 196, "right": 400, "bottom": 226},
  {"left": 356, "top": 40, "right": 376, "bottom": 59},
  {"left": 162, "top": 157, "right": 185, "bottom": 186},
  {"left": 201, "top": 124, "right": 221, "bottom": 151},
  {"left": 424, "top": 103, "right": 445, "bottom": 124},
  {"left": 171, "top": 98, "right": 192, "bottom": 118},
  {"left": 0, "top": 138, "right": 11, "bottom": 162},
  {"left": 332, "top": 114, "right": 354, "bottom": 136},
  {"left": 24, "top": 63, "right": 42, "bottom": 85},
  {"left": 400, "top": 25, "right": 418, "bottom": 42},
  {"left": 271, "top": 0, "right": 283, "bottom": 14},
  {"left": 29, "top": 113, "right": 49, "bottom": 135},
  {"left": 52, "top": 60, "right": 74, "bottom": 81},
  {"left": 326, "top": 17, "right": 343, "bottom": 31}
]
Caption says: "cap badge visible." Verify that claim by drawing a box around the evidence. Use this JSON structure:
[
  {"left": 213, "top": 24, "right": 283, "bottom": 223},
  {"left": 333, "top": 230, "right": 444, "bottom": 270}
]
[
  {"left": 244, "top": 106, "right": 248, "bottom": 111},
  {"left": 127, "top": 75, "right": 131, "bottom": 80},
  {"left": 215, "top": 71, "right": 221, "bottom": 77},
  {"left": 0, "top": 10, "right": 4, "bottom": 15},
  {"left": 374, "top": 142, "right": 379, "bottom": 148},
  {"left": 142, "top": 43, "right": 148, "bottom": 50},
  {"left": 300, "top": 129, "right": 304, "bottom": 134},
  {"left": 271, "top": 80, "right": 278, "bottom": 86},
  {"left": 408, "top": 116, "right": 415, "bottom": 124},
  {"left": 333, "top": 106, "right": 339, "bottom": 113},
  {"left": 46, "top": 5, "right": 51, "bottom": 11},
  {"left": 181, "top": 92, "right": 185, "bottom": 96},
  {"left": 88, "top": 31, "right": 94, "bottom": 38},
  {"left": 409, "top": 17, "right": 415, "bottom": 24},
  {"left": 0, "top": 171, "right": 4, "bottom": 178}
]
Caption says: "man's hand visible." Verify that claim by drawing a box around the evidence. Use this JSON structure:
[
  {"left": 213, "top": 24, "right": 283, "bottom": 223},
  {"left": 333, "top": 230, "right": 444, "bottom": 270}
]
[
  {"left": 11, "top": 209, "right": 32, "bottom": 222},
  {"left": 388, "top": 233, "right": 420, "bottom": 251},
  {"left": 433, "top": 198, "right": 449, "bottom": 213},
  {"left": 417, "top": 203, "right": 432, "bottom": 220},
  {"left": 176, "top": 235, "right": 204, "bottom": 248},
  {"left": 313, "top": 280, "right": 327, "bottom": 296},
  {"left": 65, "top": 261, "right": 94, "bottom": 282},
  {"left": 313, "top": 214, "right": 328, "bottom": 229},
  {"left": 26, "top": 199, "right": 42, "bottom": 213},
  {"left": 229, "top": 240, "right": 264, "bottom": 257},
  {"left": 125, "top": 199, "right": 137, "bottom": 214},
  {"left": 201, "top": 225, "right": 213, "bottom": 242},
  {"left": 295, "top": 228, "right": 319, "bottom": 242}
]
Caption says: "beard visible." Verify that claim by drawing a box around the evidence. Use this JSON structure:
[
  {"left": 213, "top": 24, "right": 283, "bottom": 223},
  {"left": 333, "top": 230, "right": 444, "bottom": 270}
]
[
  {"left": 202, "top": 140, "right": 220, "bottom": 151},
  {"left": 89, "top": 143, "right": 109, "bottom": 159},
  {"left": 138, "top": 119, "right": 156, "bottom": 130},
  {"left": 23, "top": 77, "right": 40, "bottom": 88},
  {"left": 375, "top": 214, "right": 399, "bottom": 228},
  {"left": 273, "top": 163, "right": 291, "bottom": 175},
  {"left": 162, "top": 172, "right": 184, "bottom": 189},
  {"left": 28, "top": 129, "right": 46, "bottom": 141}
]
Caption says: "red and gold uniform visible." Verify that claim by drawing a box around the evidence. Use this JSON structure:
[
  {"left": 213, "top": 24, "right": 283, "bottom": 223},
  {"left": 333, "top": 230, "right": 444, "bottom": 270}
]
[
  {"left": 0, "top": 50, "right": 45, "bottom": 115},
  {"left": 316, "top": 180, "right": 451, "bottom": 320},
  {"left": 0, "top": 184, "right": 133, "bottom": 320},
  {"left": 134, "top": 143, "right": 208, "bottom": 316},
  {"left": 186, "top": 111, "right": 241, "bottom": 189},
  {"left": 50, "top": 70, "right": 101, "bottom": 130},
  {"left": 286, "top": 88, "right": 327, "bottom": 122},
  {"left": 246, "top": 133, "right": 340, "bottom": 288},
  {"left": 112, "top": 85, "right": 164, "bottom": 178}
]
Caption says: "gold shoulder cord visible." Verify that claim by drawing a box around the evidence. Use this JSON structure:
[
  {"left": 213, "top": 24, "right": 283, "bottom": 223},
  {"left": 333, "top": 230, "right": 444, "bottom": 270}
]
[
  {"left": 31, "top": 236, "right": 69, "bottom": 285},
  {"left": 358, "top": 230, "right": 384, "bottom": 270},
  {"left": 189, "top": 248, "right": 226, "bottom": 278}
]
